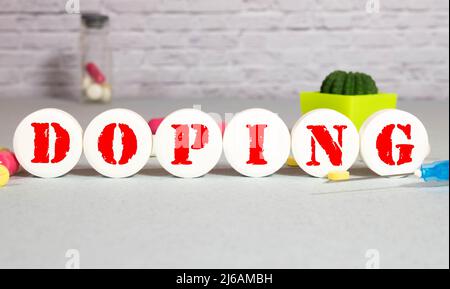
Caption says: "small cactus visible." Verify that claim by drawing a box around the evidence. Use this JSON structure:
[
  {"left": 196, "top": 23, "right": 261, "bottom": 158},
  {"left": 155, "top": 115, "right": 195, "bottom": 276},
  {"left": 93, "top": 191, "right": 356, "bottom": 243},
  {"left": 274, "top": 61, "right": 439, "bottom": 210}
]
[{"left": 320, "top": 70, "right": 378, "bottom": 95}]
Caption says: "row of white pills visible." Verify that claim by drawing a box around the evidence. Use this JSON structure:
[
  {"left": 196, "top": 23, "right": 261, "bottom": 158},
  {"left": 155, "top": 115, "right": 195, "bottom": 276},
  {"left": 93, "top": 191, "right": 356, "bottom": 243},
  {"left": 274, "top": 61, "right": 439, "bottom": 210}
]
[{"left": 13, "top": 108, "right": 430, "bottom": 179}]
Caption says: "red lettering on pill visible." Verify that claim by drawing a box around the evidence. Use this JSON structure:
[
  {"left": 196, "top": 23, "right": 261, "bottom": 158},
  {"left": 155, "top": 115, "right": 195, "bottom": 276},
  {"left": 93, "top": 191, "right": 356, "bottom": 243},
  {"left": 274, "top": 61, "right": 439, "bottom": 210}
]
[
  {"left": 246, "top": 124, "right": 268, "bottom": 165},
  {"left": 31, "top": 122, "right": 70, "bottom": 164},
  {"left": 306, "top": 125, "right": 347, "bottom": 166},
  {"left": 171, "top": 125, "right": 192, "bottom": 165},
  {"left": 191, "top": 124, "right": 209, "bottom": 150},
  {"left": 171, "top": 124, "right": 210, "bottom": 165},
  {"left": 376, "top": 124, "right": 415, "bottom": 166},
  {"left": 51, "top": 123, "right": 70, "bottom": 163},
  {"left": 98, "top": 123, "right": 138, "bottom": 165},
  {"left": 31, "top": 123, "right": 49, "bottom": 163}
]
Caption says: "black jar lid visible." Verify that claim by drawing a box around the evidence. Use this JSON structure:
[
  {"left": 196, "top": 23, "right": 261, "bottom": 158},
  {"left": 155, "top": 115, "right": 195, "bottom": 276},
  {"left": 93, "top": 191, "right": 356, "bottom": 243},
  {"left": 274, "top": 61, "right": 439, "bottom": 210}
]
[{"left": 81, "top": 13, "right": 109, "bottom": 29}]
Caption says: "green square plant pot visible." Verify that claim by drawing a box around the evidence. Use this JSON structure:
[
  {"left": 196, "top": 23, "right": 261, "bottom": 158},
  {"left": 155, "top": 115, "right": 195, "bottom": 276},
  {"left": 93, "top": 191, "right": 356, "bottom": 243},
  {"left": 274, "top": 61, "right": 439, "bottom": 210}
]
[{"left": 300, "top": 92, "right": 397, "bottom": 130}]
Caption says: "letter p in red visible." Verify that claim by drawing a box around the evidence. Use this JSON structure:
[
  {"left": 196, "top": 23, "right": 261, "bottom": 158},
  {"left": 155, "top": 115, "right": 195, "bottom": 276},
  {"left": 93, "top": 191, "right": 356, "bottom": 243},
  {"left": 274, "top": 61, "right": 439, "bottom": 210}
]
[{"left": 172, "top": 124, "right": 210, "bottom": 165}]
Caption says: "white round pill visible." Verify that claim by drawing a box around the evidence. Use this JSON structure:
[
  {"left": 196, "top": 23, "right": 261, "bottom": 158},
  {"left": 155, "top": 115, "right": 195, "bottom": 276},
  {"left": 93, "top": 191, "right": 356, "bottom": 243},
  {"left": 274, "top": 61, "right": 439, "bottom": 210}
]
[
  {"left": 86, "top": 83, "right": 103, "bottom": 101},
  {"left": 84, "top": 109, "right": 152, "bottom": 178},
  {"left": 360, "top": 109, "right": 430, "bottom": 176},
  {"left": 13, "top": 109, "right": 83, "bottom": 178},
  {"left": 223, "top": 108, "right": 291, "bottom": 177},
  {"left": 291, "top": 109, "right": 360, "bottom": 178},
  {"left": 155, "top": 109, "right": 222, "bottom": 178}
]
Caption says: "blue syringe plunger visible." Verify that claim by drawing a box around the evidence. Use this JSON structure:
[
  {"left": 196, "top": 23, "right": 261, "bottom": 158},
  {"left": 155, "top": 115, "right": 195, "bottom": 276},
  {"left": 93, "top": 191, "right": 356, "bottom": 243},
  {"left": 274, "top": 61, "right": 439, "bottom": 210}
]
[{"left": 415, "top": 160, "right": 449, "bottom": 182}]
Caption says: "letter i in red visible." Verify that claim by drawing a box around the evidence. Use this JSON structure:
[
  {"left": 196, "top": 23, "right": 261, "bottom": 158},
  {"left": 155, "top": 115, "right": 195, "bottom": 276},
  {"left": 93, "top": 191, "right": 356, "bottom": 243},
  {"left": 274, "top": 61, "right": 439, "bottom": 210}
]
[{"left": 246, "top": 124, "right": 268, "bottom": 165}]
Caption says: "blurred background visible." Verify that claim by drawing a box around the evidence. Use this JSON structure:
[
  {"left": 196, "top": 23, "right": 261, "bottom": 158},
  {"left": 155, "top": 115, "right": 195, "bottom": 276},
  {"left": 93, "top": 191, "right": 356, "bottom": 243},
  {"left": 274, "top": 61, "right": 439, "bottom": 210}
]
[{"left": 0, "top": 0, "right": 448, "bottom": 100}]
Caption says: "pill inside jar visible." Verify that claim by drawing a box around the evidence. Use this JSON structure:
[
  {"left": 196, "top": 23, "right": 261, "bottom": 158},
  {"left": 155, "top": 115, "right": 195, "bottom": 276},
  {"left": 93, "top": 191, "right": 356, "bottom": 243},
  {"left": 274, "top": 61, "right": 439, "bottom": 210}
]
[{"left": 81, "top": 13, "right": 112, "bottom": 103}]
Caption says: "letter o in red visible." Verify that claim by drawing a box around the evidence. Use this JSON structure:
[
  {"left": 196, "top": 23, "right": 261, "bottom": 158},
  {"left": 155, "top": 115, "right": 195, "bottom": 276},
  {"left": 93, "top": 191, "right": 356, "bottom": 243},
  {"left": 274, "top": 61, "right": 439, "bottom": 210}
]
[{"left": 83, "top": 109, "right": 152, "bottom": 178}]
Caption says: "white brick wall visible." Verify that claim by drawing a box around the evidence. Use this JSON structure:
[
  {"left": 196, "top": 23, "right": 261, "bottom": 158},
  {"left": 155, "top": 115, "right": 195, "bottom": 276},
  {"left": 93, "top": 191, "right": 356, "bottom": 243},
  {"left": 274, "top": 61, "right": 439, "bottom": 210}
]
[{"left": 0, "top": 0, "right": 448, "bottom": 100}]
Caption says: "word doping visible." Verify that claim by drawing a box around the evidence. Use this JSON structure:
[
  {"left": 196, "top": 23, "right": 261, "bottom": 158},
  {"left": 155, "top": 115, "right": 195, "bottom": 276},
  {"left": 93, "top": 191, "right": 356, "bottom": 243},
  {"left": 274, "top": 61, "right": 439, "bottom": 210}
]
[{"left": 13, "top": 108, "right": 430, "bottom": 179}]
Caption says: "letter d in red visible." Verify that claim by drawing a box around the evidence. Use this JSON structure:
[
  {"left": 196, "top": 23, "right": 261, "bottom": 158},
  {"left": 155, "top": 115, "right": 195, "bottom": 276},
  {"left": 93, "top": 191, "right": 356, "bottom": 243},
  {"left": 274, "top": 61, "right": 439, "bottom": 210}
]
[{"left": 13, "top": 109, "right": 83, "bottom": 178}]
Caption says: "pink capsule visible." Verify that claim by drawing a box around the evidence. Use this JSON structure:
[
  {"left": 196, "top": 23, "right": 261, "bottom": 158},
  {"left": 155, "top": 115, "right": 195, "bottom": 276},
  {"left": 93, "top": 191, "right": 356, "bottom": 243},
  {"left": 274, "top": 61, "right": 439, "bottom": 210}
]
[
  {"left": 85, "top": 62, "right": 106, "bottom": 84},
  {"left": 149, "top": 118, "right": 226, "bottom": 136},
  {"left": 0, "top": 151, "right": 20, "bottom": 176},
  {"left": 148, "top": 118, "right": 165, "bottom": 134},
  {"left": 219, "top": 121, "right": 226, "bottom": 136}
]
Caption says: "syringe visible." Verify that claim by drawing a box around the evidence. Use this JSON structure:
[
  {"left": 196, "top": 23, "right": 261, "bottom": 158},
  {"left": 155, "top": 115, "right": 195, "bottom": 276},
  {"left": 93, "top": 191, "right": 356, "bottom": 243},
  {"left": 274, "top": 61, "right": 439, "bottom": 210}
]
[{"left": 414, "top": 160, "right": 449, "bottom": 182}]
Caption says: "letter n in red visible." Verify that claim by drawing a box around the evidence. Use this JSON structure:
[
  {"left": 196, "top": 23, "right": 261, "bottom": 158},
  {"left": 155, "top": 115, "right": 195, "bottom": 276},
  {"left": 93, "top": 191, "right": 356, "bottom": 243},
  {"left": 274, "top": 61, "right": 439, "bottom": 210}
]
[{"left": 306, "top": 125, "right": 347, "bottom": 166}]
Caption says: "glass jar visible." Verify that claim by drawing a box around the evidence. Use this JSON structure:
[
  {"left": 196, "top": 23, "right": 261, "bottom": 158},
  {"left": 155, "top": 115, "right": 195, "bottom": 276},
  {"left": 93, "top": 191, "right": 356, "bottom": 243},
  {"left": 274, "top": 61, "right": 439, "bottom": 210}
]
[{"left": 80, "top": 13, "right": 112, "bottom": 103}]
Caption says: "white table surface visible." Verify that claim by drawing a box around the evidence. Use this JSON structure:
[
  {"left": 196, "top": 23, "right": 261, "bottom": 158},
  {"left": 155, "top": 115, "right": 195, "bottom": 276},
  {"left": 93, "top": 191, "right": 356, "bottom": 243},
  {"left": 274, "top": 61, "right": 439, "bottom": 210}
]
[{"left": 0, "top": 98, "right": 448, "bottom": 269}]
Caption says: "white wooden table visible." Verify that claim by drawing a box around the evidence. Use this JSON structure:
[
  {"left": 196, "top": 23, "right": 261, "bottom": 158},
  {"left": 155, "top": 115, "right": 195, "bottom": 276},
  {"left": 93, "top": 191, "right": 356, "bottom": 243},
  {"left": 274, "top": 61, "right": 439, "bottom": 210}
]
[{"left": 0, "top": 98, "right": 448, "bottom": 269}]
